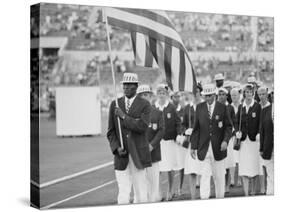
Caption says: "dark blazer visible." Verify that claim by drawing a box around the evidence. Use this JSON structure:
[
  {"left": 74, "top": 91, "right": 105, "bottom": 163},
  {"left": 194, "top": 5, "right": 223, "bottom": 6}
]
[
  {"left": 161, "top": 103, "right": 182, "bottom": 140},
  {"left": 226, "top": 104, "right": 236, "bottom": 136},
  {"left": 260, "top": 104, "right": 274, "bottom": 160},
  {"left": 146, "top": 106, "right": 164, "bottom": 163},
  {"left": 175, "top": 104, "right": 185, "bottom": 134},
  {"left": 235, "top": 101, "right": 261, "bottom": 142},
  {"left": 182, "top": 104, "right": 196, "bottom": 130},
  {"left": 190, "top": 101, "right": 232, "bottom": 161},
  {"left": 107, "top": 95, "right": 152, "bottom": 170},
  {"left": 182, "top": 103, "right": 196, "bottom": 148}
]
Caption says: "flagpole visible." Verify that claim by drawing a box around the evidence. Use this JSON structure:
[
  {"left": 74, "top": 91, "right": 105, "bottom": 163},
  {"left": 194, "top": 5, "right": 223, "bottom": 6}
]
[{"left": 104, "top": 7, "right": 124, "bottom": 149}]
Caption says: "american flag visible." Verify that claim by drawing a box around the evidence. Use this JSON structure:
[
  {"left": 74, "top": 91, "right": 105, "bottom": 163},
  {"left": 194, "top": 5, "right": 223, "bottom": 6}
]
[{"left": 104, "top": 7, "right": 197, "bottom": 92}]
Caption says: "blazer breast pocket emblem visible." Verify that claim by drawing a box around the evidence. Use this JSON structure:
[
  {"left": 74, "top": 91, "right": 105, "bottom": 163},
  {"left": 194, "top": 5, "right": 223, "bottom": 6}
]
[
  {"left": 167, "top": 113, "right": 171, "bottom": 119},
  {"left": 252, "top": 112, "right": 256, "bottom": 118},
  {"left": 215, "top": 115, "right": 219, "bottom": 120},
  {"left": 218, "top": 121, "right": 223, "bottom": 128},
  {"left": 152, "top": 123, "right": 158, "bottom": 130}
]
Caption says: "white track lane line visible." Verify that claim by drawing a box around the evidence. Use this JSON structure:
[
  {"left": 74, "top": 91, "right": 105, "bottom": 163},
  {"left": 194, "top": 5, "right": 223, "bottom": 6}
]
[
  {"left": 41, "top": 180, "right": 116, "bottom": 210},
  {"left": 42, "top": 172, "right": 180, "bottom": 209},
  {"left": 31, "top": 161, "right": 113, "bottom": 189}
]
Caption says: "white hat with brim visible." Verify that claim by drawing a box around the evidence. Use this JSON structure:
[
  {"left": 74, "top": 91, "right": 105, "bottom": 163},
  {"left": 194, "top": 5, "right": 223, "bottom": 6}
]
[
  {"left": 247, "top": 76, "right": 256, "bottom": 84},
  {"left": 214, "top": 73, "right": 225, "bottom": 81},
  {"left": 156, "top": 83, "right": 169, "bottom": 93},
  {"left": 243, "top": 83, "right": 254, "bottom": 90},
  {"left": 137, "top": 84, "right": 152, "bottom": 94},
  {"left": 202, "top": 84, "right": 217, "bottom": 96},
  {"left": 121, "top": 73, "right": 139, "bottom": 84},
  {"left": 223, "top": 80, "right": 232, "bottom": 88}
]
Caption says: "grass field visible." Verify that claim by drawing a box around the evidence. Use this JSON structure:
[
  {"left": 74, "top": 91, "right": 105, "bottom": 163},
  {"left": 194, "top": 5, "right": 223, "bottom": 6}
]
[{"left": 33, "top": 112, "right": 264, "bottom": 209}]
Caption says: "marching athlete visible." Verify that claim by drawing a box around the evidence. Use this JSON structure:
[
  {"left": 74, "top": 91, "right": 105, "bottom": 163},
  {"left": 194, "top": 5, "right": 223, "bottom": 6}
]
[
  {"left": 171, "top": 91, "right": 186, "bottom": 196},
  {"left": 235, "top": 84, "right": 261, "bottom": 196},
  {"left": 156, "top": 84, "right": 182, "bottom": 201},
  {"left": 182, "top": 83, "right": 203, "bottom": 199},
  {"left": 257, "top": 87, "right": 273, "bottom": 194},
  {"left": 137, "top": 84, "right": 164, "bottom": 202},
  {"left": 190, "top": 84, "right": 232, "bottom": 199},
  {"left": 217, "top": 87, "right": 236, "bottom": 193},
  {"left": 259, "top": 88, "right": 274, "bottom": 195},
  {"left": 230, "top": 88, "right": 242, "bottom": 187},
  {"left": 107, "top": 73, "right": 152, "bottom": 204}
]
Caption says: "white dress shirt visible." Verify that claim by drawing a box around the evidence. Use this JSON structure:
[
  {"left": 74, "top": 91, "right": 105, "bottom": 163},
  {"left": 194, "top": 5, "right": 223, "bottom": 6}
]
[
  {"left": 207, "top": 100, "right": 216, "bottom": 118},
  {"left": 125, "top": 95, "right": 137, "bottom": 112},
  {"left": 155, "top": 100, "right": 169, "bottom": 111}
]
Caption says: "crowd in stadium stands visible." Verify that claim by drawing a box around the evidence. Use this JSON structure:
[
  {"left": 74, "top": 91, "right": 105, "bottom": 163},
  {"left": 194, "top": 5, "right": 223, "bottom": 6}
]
[
  {"left": 168, "top": 13, "right": 254, "bottom": 51},
  {"left": 39, "top": 3, "right": 273, "bottom": 52},
  {"left": 257, "top": 17, "right": 274, "bottom": 51}
]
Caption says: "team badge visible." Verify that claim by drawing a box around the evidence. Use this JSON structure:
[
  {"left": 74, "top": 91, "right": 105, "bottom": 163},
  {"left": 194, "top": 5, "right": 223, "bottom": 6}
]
[
  {"left": 167, "top": 113, "right": 171, "bottom": 119},
  {"left": 152, "top": 123, "right": 158, "bottom": 130},
  {"left": 215, "top": 115, "right": 219, "bottom": 120},
  {"left": 218, "top": 121, "right": 223, "bottom": 128},
  {"left": 252, "top": 112, "right": 256, "bottom": 118}
]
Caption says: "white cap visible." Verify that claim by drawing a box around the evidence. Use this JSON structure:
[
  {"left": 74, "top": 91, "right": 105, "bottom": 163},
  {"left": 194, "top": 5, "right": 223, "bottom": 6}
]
[
  {"left": 223, "top": 80, "right": 232, "bottom": 88},
  {"left": 218, "top": 87, "right": 229, "bottom": 94},
  {"left": 256, "top": 80, "right": 263, "bottom": 87},
  {"left": 243, "top": 83, "right": 254, "bottom": 90},
  {"left": 214, "top": 73, "right": 225, "bottom": 81},
  {"left": 202, "top": 84, "right": 217, "bottom": 95},
  {"left": 247, "top": 76, "right": 256, "bottom": 83},
  {"left": 156, "top": 83, "right": 169, "bottom": 93},
  {"left": 231, "top": 81, "right": 241, "bottom": 90},
  {"left": 121, "top": 73, "right": 139, "bottom": 84},
  {"left": 137, "top": 84, "right": 152, "bottom": 94}
]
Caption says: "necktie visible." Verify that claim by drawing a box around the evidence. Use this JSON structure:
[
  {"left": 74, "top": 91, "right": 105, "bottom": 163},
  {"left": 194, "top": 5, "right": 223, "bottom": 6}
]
[
  {"left": 208, "top": 104, "right": 212, "bottom": 119},
  {"left": 126, "top": 99, "right": 131, "bottom": 113}
]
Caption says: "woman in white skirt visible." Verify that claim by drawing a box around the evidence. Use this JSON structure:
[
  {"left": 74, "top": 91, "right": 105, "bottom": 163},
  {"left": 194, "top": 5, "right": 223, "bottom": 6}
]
[
  {"left": 182, "top": 84, "right": 203, "bottom": 199},
  {"left": 217, "top": 87, "right": 236, "bottom": 192},
  {"left": 155, "top": 84, "right": 182, "bottom": 200},
  {"left": 229, "top": 88, "right": 242, "bottom": 186},
  {"left": 171, "top": 91, "right": 187, "bottom": 196},
  {"left": 235, "top": 84, "right": 261, "bottom": 196}
]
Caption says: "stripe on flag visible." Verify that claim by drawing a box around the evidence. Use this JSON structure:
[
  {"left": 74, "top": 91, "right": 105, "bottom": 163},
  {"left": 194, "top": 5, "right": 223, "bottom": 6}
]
[
  {"left": 105, "top": 7, "right": 196, "bottom": 92},
  {"left": 131, "top": 31, "right": 158, "bottom": 68}
]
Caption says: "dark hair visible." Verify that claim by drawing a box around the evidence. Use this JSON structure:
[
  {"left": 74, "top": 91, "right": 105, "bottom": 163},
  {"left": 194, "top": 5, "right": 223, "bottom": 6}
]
[{"left": 197, "top": 82, "right": 203, "bottom": 92}]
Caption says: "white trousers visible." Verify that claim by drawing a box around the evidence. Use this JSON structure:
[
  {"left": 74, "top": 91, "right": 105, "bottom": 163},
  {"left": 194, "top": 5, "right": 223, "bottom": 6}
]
[
  {"left": 199, "top": 144, "right": 226, "bottom": 199},
  {"left": 146, "top": 162, "right": 160, "bottom": 202},
  {"left": 115, "top": 155, "right": 148, "bottom": 204},
  {"left": 264, "top": 155, "right": 274, "bottom": 195}
]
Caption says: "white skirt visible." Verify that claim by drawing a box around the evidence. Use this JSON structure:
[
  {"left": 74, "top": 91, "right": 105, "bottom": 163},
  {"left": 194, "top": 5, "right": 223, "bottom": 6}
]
[
  {"left": 174, "top": 143, "right": 187, "bottom": 170},
  {"left": 225, "top": 137, "right": 238, "bottom": 168},
  {"left": 259, "top": 156, "right": 265, "bottom": 175},
  {"left": 239, "top": 137, "right": 260, "bottom": 177},
  {"left": 184, "top": 146, "right": 201, "bottom": 175},
  {"left": 159, "top": 139, "right": 178, "bottom": 172}
]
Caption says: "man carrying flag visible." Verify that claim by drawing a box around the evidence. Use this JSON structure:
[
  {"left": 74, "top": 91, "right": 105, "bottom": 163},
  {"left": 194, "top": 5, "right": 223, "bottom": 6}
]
[{"left": 107, "top": 72, "right": 152, "bottom": 204}]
